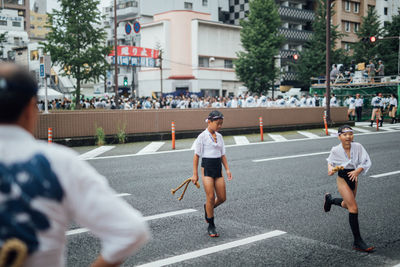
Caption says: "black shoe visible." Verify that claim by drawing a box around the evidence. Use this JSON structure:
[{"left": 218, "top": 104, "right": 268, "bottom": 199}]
[
  {"left": 353, "top": 239, "right": 374, "bottom": 252},
  {"left": 207, "top": 224, "right": 219, "bottom": 237},
  {"left": 324, "top": 193, "right": 332, "bottom": 212}
]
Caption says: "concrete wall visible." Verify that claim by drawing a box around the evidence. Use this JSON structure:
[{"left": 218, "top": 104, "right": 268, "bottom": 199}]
[{"left": 34, "top": 107, "right": 348, "bottom": 139}]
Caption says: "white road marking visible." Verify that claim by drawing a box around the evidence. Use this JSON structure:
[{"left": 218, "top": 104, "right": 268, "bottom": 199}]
[
  {"left": 351, "top": 127, "right": 371, "bottom": 133},
  {"left": 392, "top": 263, "right": 400, "bottom": 267},
  {"left": 135, "top": 230, "right": 286, "bottom": 267},
  {"left": 115, "top": 193, "right": 131, "bottom": 197},
  {"left": 78, "top": 146, "right": 115, "bottom": 160},
  {"left": 379, "top": 126, "right": 395, "bottom": 131},
  {"left": 297, "top": 131, "right": 320, "bottom": 139},
  {"left": 253, "top": 151, "right": 330, "bottom": 163},
  {"left": 234, "top": 136, "right": 250, "bottom": 145},
  {"left": 87, "top": 129, "right": 400, "bottom": 160},
  {"left": 370, "top": 170, "right": 400, "bottom": 178},
  {"left": 137, "top": 142, "right": 165, "bottom": 155},
  {"left": 268, "top": 134, "right": 287, "bottom": 142},
  {"left": 66, "top": 209, "right": 197, "bottom": 236},
  {"left": 328, "top": 129, "right": 337, "bottom": 135}
]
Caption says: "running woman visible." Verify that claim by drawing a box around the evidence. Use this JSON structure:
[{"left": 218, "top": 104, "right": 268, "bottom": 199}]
[
  {"left": 324, "top": 125, "right": 374, "bottom": 252},
  {"left": 370, "top": 92, "right": 383, "bottom": 127},
  {"left": 192, "top": 110, "right": 232, "bottom": 237},
  {"left": 388, "top": 94, "right": 398, "bottom": 124}
]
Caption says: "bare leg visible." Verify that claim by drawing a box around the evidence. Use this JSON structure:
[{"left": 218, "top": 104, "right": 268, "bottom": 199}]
[
  {"left": 213, "top": 177, "right": 226, "bottom": 209},
  {"left": 202, "top": 170, "right": 216, "bottom": 218}
]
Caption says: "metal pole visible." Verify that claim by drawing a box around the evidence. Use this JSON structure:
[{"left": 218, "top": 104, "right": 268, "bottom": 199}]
[
  {"left": 325, "top": 0, "right": 331, "bottom": 123},
  {"left": 398, "top": 36, "right": 400, "bottom": 76},
  {"left": 159, "top": 51, "right": 163, "bottom": 96},
  {"left": 44, "top": 76, "right": 49, "bottom": 114},
  {"left": 114, "top": 0, "right": 119, "bottom": 108}
]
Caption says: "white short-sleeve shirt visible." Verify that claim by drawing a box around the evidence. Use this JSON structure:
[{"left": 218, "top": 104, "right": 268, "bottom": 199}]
[{"left": 194, "top": 129, "right": 225, "bottom": 158}]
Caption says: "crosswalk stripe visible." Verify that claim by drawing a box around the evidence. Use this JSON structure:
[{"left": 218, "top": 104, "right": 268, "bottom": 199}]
[
  {"left": 137, "top": 142, "right": 165, "bottom": 155},
  {"left": 191, "top": 140, "right": 196, "bottom": 150},
  {"left": 136, "top": 230, "right": 286, "bottom": 267},
  {"left": 78, "top": 146, "right": 115, "bottom": 160},
  {"left": 233, "top": 136, "right": 250, "bottom": 145},
  {"left": 370, "top": 170, "right": 400, "bottom": 178},
  {"left": 268, "top": 134, "right": 287, "bottom": 142},
  {"left": 351, "top": 127, "right": 371, "bottom": 133},
  {"left": 297, "top": 131, "right": 320, "bottom": 139}
]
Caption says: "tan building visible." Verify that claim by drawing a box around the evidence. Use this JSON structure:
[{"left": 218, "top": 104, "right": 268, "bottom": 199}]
[
  {"left": 332, "top": 0, "right": 376, "bottom": 51},
  {"left": 30, "top": 11, "right": 49, "bottom": 40},
  {"left": 2, "top": 0, "right": 30, "bottom": 35}
]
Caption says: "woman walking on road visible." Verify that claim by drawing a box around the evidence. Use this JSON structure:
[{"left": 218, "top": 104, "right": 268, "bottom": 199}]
[
  {"left": 323, "top": 125, "right": 374, "bottom": 252},
  {"left": 192, "top": 110, "right": 232, "bottom": 237}
]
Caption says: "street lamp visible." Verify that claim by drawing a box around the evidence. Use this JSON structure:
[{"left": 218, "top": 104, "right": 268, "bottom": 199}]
[
  {"left": 325, "top": 0, "right": 335, "bottom": 123},
  {"left": 114, "top": 0, "right": 119, "bottom": 107}
]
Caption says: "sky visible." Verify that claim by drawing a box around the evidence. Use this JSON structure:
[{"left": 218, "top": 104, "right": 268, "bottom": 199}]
[{"left": 33, "top": 0, "right": 112, "bottom": 13}]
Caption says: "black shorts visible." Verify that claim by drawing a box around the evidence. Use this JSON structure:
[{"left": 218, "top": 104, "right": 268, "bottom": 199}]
[
  {"left": 201, "top": 157, "right": 222, "bottom": 178},
  {"left": 389, "top": 105, "right": 395, "bottom": 112},
  {"left": 338, "top": 169, "right": 356, "bottom": 191}
]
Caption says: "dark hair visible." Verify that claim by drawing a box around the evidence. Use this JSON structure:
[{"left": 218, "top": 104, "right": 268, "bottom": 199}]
[
  {"left": 207, "top": 110, "right": 224, "bottom": 122},
  {"left": 338, "top": 124, "right": 353, "bottom": 135},
  {"left": 0, "top": 64, "right": 38, "bottom": 123}
]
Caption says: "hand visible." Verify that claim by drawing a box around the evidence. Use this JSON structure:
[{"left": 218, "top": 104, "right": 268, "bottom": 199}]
[
  {"left": 348, "top": 169, "right": 361, "bottom": 182},
  {"left": 191, "top": 174, "right": 199, "bottom": 185},
  {"left": 226, "top": 170, "right": 232, "bottom": 181}
]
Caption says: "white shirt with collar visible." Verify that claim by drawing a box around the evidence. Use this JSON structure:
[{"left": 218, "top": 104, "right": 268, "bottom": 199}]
[
  {"left": 326, "top": 142, "right": 371, "bottom": 175},
  {"left": 0, "top": 126, "right": 149, "bottom": 267},
  {"left": 194, "top": 128, "right": 225, "bottom": 158}
]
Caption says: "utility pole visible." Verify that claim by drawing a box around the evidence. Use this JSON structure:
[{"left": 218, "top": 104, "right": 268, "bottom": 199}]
[
  {"left": 159, "top": 50, "right": 163, "bottom": 96},
  {"left": 114, "top": 0, "right": 119, "bottom": 108},
  {"left": 325, "top": 0, "right": 332, "bottom": 123}
]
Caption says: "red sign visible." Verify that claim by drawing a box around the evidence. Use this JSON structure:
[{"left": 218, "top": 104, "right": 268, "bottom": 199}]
[{"left": 109, "top": 46, "right": 159, "bottom": 59}]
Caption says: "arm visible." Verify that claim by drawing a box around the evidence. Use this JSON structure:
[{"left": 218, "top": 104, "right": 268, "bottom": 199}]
[
  {"left": 91, "top": 256, "right": 121, "bottom": 267},
  {"left": 327, "top": 163, "right": 335, "bottom": 176},
  {"left": 221, "top": 155, "right": 232, "bottom": 180},
  {"left": 192, "top": 154, "right": 200, "bottom": 185}
]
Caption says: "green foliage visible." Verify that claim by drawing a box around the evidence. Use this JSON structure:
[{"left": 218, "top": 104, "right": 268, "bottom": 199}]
[
  {"left": 41, "top": 0, "right": 112, "bottom": 108},
  {"left": 295, "top": 0, "right": 346, "bottom": 88},
  {"left": 352, "top": 7, "right": 382, "bottom": 64},
  {"left": 235, "top": 0, "right": 284, "bottom": 94},
  {"left": 95, "top": 126, "right": 106, "bottom": 146},
  {"left": 116, "top": 123, "right": 127, "bottom": 144},
  {"left": 378, "top": 14, "right": 400, "bottom": 75}
]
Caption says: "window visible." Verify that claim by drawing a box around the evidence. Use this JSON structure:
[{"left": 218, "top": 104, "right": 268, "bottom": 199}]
[
  {"left": 354, "top": 3, "right": 359, "bottom": 13},
  {"left": 12, "top": 21, "right": 21, "bottom": 27},
  {"left": 240, "top": 4, "right": 244, "bottom": 11},
  {"left": 184, "top": 2, "right": 193, "bottom": 10},
  {"left": 202, "top": 0, "right": 207, "bottom": 6},
  {"left": 199, "top": 57, "right": 209, "bottom": 68},
  {"left": 224, "top": 59, "right": 233, "bottom": 69},
  {"left": 345, "top": 21, "right": 350, "bottom": 32},
  {"left": 354, "top": 23, "right": 359, "bottom": 32},
  {"left": 384, "top": 7, "right": 388, "bottom": 15},
  {"left": 344, "top": 43, "right": 350, "bottom": 51},
  {"left": 345, "top": 1, "right": 350, "bottom": 12},
  {"left": 37, "top": 17, "right": 42, "bottom": 21},
  {"left": 0, "top": 20, "right": 7, "bottom": 26}
]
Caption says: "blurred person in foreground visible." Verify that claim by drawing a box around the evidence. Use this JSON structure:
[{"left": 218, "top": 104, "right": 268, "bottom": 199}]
[{"left": 0, "top": 63, "right": 150, "bottom": 267}]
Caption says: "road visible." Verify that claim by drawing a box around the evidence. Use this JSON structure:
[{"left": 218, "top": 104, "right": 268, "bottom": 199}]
[{"left": 67, "top": 124, "right": 400, "bottom": 266}]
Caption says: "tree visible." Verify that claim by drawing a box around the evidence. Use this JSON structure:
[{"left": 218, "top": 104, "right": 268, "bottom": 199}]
[
  {"left": 294, "top": 0, "right": 346, "bottom": 88},
  {"left": 0, "top": 32, "right": 7, "bottom": 58},
  {"left": 378, "top": 14, "right": 400, "bottom": 75},
  {"left": 41, "top": 0, "right": 111, "bottom": 108},
  {"left": 352, "top": 6, "right": 382, "bottom": 64},
  {"left": 235, "top": 0, "right": 284, "bottom": 95}
]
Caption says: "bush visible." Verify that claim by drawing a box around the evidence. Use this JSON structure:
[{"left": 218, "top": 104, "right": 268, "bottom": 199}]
[
  {"left": 116, "top": 123, "right": 127, "bottom": 144},
  {"left": 95, "top": 126, "right": 106, "bottom": 146}
]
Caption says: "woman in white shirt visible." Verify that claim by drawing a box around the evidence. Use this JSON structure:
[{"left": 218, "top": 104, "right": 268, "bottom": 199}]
[
  {"left": 324, "top": 125, "right": 374, "bottom": 252},
  {"left": 191, "top": 110, "right": 232, "bottom": 237}
]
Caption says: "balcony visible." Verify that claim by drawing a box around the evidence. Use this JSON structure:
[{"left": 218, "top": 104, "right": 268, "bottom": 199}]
[
  {"left": 278, "top": 6, "right": 315, "bottom": 22},
  {"left": 279, "top": 28, "right": 313, "bottom": 42}
]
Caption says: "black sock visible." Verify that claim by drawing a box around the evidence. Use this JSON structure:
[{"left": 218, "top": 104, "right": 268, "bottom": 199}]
[
  {"left": 332, "top": 198, "right": 343, "bottom": 206},
  {"left": 207, "top": 217, "right": 215, "bottom": 226},
  {"left": 370, "top": 120, "right": 373, "bottom": 126},
  {"left": 349, "top": 213, "right": 362, "bottom": 242}
]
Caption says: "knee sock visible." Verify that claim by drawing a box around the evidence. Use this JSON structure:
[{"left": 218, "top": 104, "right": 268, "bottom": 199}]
[
  {"left": 379, "top": 119, "right": 383, "bottom": 126},
  {"left": 332, "top": 198, "right": 343, "bottom": 206},
  {"left": 349, "top": 212, "right": 362, "bottom": 242},
  {"left": 370, "top": 120, "right": 374, "bottom": 126},
  {"left": 206, "top": 216, "right": 215, "bottom": 226}
]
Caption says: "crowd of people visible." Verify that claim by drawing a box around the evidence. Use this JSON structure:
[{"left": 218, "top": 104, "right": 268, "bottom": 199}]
[{"left": 37, "top": 92, "right": 373, "bottom": 111}]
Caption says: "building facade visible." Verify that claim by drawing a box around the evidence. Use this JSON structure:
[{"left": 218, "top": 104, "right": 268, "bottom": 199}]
[
  {"left": 29, "top": 0, "right": 48, "bottom": 41},
  {"left": 227, "top": 0, "right": 315, "bottom": 90},
  {"left": 102, "top": 0, "right": 234, "bottom": 96},
  {"left": 0, "top": 8, "right": 29, "bottom": 60},
  {"left": 332, "top": 0, "right": 376, "bottom": 51},
  {"left": 375, "top": 0, "right": 400, "bottom": 28}
]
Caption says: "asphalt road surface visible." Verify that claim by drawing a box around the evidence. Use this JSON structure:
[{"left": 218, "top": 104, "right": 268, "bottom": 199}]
[{"left": 67, "top": 126, "right": 400, "bottom": 267}]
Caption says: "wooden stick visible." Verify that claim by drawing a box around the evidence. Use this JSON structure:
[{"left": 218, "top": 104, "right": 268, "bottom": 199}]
[
  {"left": 171, "top": 178, "right": 191, "bottom": 195},
  {"left": 178, "top": 180, "right": 190, "bottom": 201}
]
